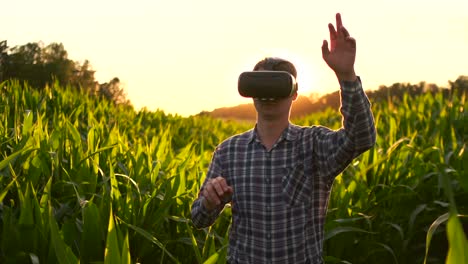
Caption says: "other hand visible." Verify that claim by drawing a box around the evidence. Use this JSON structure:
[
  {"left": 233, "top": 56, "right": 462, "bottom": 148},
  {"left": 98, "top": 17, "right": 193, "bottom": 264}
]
[{"left": 201, "top": 176, "right": 233, "bottom": 211}]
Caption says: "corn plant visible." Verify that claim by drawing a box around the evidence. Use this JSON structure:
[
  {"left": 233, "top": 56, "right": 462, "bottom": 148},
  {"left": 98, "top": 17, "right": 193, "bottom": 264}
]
[{"left": 0, "top": 79, "right": 466, "bottom": 264}]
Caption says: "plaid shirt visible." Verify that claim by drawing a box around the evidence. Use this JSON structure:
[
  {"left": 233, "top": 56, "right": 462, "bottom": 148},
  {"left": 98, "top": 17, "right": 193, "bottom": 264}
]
[{"left": 191, "top": 78, "right": 376, "bottom": 264}]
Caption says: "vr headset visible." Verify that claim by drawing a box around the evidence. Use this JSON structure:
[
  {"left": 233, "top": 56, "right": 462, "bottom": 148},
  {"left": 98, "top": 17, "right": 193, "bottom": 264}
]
[{"left": 238, "top": 71, "right": 298, "bottom": 100}]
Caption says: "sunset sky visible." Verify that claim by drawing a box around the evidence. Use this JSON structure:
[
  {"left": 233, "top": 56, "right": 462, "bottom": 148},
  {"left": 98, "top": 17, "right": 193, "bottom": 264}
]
[{"left": 4, "top": 0, "right": 468, "bottom": 116}]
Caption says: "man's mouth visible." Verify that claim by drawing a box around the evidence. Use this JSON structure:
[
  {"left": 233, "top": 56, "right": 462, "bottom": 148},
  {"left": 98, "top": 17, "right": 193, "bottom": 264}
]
[{"left": 256, "top": 98, "right": 280, "bottom": 103}]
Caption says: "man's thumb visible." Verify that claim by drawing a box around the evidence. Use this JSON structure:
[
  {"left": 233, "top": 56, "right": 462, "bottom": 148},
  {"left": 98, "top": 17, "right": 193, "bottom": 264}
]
[{"left": 321, "top": 40, "right": 330, "bottom": 59}]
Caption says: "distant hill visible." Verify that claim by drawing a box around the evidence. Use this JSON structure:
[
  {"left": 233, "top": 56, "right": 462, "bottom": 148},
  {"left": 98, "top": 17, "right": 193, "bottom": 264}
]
[
  {"left": 198, "top": 90, "right": 341, "bottom": 121},
  {"left": 198, "top": 75, "right": 468, "bottom": 121}
]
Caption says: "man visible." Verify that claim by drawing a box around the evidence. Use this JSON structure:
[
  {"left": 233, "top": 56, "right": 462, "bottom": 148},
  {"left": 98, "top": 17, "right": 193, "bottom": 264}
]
[{"left": 191, "top": 13, "right": 376, "bottom": 263}]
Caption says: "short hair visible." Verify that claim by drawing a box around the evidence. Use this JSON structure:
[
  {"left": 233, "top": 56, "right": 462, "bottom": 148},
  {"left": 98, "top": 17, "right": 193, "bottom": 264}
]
[{"left": 253, "top": 57, "right": 297, "bottom": 78}]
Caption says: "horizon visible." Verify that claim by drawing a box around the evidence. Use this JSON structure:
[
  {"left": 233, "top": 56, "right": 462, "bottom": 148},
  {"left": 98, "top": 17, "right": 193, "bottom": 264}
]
[{"left": 4, "top": 0, "right": 468, "bottom": 117}]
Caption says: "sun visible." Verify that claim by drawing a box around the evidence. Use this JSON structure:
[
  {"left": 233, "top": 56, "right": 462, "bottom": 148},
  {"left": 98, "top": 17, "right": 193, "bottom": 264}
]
[
  {"left": 256, "top": 48, "right": 318, "bottom": 97},
  {"left": 293, "top": 58, "right": 318, "bottom": 96}
]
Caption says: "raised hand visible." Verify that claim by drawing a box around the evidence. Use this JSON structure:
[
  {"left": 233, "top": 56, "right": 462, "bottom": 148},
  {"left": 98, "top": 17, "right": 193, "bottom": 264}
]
[{"left": 322, "top": 13, "right": 357, "bottom": 82}]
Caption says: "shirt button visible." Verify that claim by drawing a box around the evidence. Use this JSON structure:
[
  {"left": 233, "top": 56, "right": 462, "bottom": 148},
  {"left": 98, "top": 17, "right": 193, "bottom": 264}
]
[
  {"left": 265, "top": 178, "right": 270, "bottom": 183},
  {"left": 267, "top": 233, "right": 271, "bottom": 239},
  {"left": 266, "top": 206, "right": 270, "bottom": 211}
]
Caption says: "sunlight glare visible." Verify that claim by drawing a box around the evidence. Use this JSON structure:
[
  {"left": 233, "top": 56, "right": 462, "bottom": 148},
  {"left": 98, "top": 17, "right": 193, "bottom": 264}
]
[{"left": 245, "top": 48, "right": 318, "bottom": 97}]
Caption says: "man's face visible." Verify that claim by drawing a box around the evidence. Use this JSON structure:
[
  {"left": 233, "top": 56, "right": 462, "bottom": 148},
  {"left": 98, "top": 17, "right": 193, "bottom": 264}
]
[{"left": 253, "top": 94, "right": 297, "bottom": 120}]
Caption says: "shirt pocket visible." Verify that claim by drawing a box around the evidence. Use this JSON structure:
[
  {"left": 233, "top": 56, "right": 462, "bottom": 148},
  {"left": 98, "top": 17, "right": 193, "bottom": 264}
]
[{"left": 282, "top": 164, "right": 311, "bottom": 207}]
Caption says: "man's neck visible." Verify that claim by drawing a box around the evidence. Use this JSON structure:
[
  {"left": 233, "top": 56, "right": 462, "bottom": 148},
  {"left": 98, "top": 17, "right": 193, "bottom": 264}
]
[{"left": 256, "top": 118, "right": 289, "bottom": 151}]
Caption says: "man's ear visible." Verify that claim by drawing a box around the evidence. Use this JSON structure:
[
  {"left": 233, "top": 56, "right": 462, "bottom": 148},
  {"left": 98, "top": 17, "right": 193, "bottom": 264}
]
[
  {"left": 292, "top": 82, "right": 298, "bottom": 101},
  {"left": 292, "top": 92, "right": 298, "bottom": 101}
]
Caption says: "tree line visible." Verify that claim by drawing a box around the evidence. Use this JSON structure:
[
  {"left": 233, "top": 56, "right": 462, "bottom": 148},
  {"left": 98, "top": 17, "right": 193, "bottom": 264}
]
[
  {"left": 2, "top": 39, "right": 466, "bottom": 115},
  {"left": 0, "top": 40, "right": 129, "bottom": 105}
]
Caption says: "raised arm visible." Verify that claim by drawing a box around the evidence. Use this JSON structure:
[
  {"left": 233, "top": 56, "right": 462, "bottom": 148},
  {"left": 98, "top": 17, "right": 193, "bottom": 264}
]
[{"left": 313, "top": 13, "right": 376, "bottom": 181}]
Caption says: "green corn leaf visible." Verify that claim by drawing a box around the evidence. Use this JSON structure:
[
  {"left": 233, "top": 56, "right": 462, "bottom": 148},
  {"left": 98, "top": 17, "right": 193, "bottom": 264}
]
[
  {"left": 0, "top": 177, "right": 16, "bottom": 203},
  {"left": 66, "top": 120, "right": 81, "bottom": 147},
  {"left": 22, "top": 110, "right": 34, "bottom": 137},
  {"left": 424, "top": 213, "right": 449, "bottom": 264},
  {"left": 185, "top": 222, "right": 202, "bottom": 264},
  {"left": 458, "top": 145, "right": 467, "bottom": 192},
  {"left": 50, "top": 129, "right": 61, "bottom": 150},
  {"left": 82, "top": 202, "right": 104, "bottom": 263},
  {"left": 104, "top": 206, "right": 121, "bottom": 264},
  {"left": 373, "top": 242, "right": 398, "bottom": 264},
  {"left": 203, "top": 243, "right": 229, "bottom": 264},
  {"left": 79, "top": 143, "right": 117, "bottom": 166},
  {"left": 324, "top": 226, "right": 376, "bottom": 241},
  {"left": 109, "top": 162, "right": 121, "bottom": 202},
  {"left": 48, "top": 205, "right": 79, "bottom": 264},
  {"left": 18, "top": 183, "right": 34, "bottom": 227},
  {"left": 121, "top": 232, "right": 131, "bottom": 264},
  {"left": 203, "top": 252, "right": 219, "bottom": 264},
  {"left": 446, "top": 214, "right": 468, "bottom": 264},
  {"left": 0, "top": 147, "right": 32, "bottom": 171},
  {"left": 39, "top": 176, "right": 53, "bottom": 212},
  {"left": 123, "top": 221, "right": 179, "bottom": 263}
]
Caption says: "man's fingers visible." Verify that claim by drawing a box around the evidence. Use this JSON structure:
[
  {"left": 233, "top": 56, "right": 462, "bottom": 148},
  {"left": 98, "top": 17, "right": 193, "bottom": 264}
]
[
  {"left": 204, "top": 184, "right": 221, "bottom": 205},
  {"left": 218, "top": 177, "right": 231, "bottom": 192},
  {"left": 202, "top": 177, "right": 234, "bottom": 209},
  {"left": 213, "top": 176, "right": 232, "bottom": 193},
  {"left": 321, "top": 40, "right": 330, "bottom": 58},
  {"left": 328, "top": 23, "right": 337, "bottom": 41},
  {"left": 341, "top": 26, "right": 350, "bottom": 38},
  {"left": 336, "top": 13, "right": 343, "bottom": 31},
  {"left": 223, "top": 186, "right": 234, "bottom": 198},
  {"left": 212, "top": 181, "right": 225, "bottom": 197},
  {"left": 205, "top": 179, "right": 222, "bottom": 203},
  {"left": 221, "top": 186, "right": 234, "bottom": 203},
  {"left": 346, "top": 37, "right": 357, "bottom": 49}
]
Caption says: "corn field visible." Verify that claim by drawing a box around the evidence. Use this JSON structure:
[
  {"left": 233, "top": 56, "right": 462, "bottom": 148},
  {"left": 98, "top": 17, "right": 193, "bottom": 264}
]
[{"left": 0, "top": 80, "right": 466, "bottom": 263}]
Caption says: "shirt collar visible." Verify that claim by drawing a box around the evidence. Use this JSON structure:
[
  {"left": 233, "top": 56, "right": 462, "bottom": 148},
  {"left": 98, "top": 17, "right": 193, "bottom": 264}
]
[
  {"left": 247, "top": 123, "right": 299, "bottom": 144},
  {"left": 247, "top": 128, "right": 257, "bottom": 144},
  {"left": 282, "top": 123, "right": 299, "bottom": 141}
]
